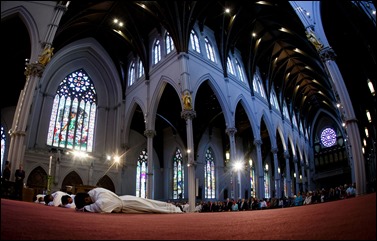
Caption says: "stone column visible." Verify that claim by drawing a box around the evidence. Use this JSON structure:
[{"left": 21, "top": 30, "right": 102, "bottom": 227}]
[
  {"left": 320, "top": 47, "right": 366, "bottom": 195},
  {"left": 301, "top": 161, "right": 307, "bottom": 192},
  {"left": 181, "top": 110, "right": 196, "bottom": 212},
  {"left": 226, "top": 127, "right": 238, "bottom": 199},
  {"left": 293, "top": 156, "right": 299, "bottom": 195},
  {"left": 271, "top": 147, "right": 280, "bottom": 198},
  {"left": 284, "top": 151, "right": 291, "bottom": 198},
  {"left": 144, "top": 129, "right": 156, "bottom": 199},
  {"left": 254, "top": 139, "right": 263, "bottom": 199}
]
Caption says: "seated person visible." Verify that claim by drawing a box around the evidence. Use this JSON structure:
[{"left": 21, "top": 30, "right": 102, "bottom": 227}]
[
  {"left": 61, "top": 194, "right": 76, "bottom": 209},
  {"left": 74, "top": 187, "right": 183, "bottom": 214},
  {"left": 44, "top": 191, "right": 68, "bottom": 206}
]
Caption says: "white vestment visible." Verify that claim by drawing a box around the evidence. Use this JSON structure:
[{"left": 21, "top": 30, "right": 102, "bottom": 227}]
[{"left": 84, "top": 188, "right": 183, "bottom": 214}]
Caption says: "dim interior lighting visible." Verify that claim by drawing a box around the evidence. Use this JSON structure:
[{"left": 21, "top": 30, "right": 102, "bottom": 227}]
[
  {"left": 337, "top": 103, "right": 341, "bottom": 108},
  {"left": 363, "top": 138, "right": 367, "bottom": 146},
  {"left": 278, "top": 167, "right": 280, "bottom": 173},
  {"left": 362, "top": 147, "right": 365, "bottom": 154},
  {"left": 249, "top": 159, "right": 252, "bottom": 166},
  {"left": 367, "top": 79, "right": 375, "bottom": 96},
  {"left": 342, "top": 122, "right": 346, "bottom": 127},
  {"left": 366, "top": 110, "right": 372, "bottom": 123},
  {"left": 365, "top": 127, "right": 369, "bottom": 137},
  {"left": 225, "top": 8, "right": 230, "bottom": 14},
  {"left": 265, "top": 163, "right": 268, "bottom": 171},
  {"left": 226, "top": 151, "right": 230, "bottom": 160},
  {"left": 299, "top": 174, "right": 302, "bottom": 180},
  {"left": 294, "top": 172, "right": 296, "bottom": 178},
  {"left": 187, "top": 149, "right": 191, "bottom": 154}
]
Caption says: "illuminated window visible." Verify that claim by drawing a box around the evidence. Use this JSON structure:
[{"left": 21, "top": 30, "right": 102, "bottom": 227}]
[
  {"left": 204, "top": 147, "right": 216, "bottom": 199},
  {"left": 153, "top": 40, "right": 161, "bottom": 64},
  {"left": 1, "top": 126, "right": 5, "bottom": 169},
  {"left": 204, "top": 37, "right": 216, "bottom": 62},
  {"left": 235, "top": 59, "right": 245, "bottom": 82},
  {"left": 46, "top": 69, "right": 97, "bottom": 152},
  {"left": 136, "top": 149, "right": 148, "bottom": 198},
  {"left": 165, "top": 32, "right": 175, "bottom": 54},
  {"left": 190, "top": 30, "right": 200, "bottom": 53},
  {"left": 173, "top": 148, "right": 184, "bottom": 199},
  {"left": 320, "top": 127, "right": 337, "bottom": 147},
  {"left": 138, "top": 60, "right": 144, "bottom": 78},
  {"left": 128, "top": 62, "right": 135, "bottom": 86},
  {"left": 227, "top": 57, "right": 234, "bottom": 75}
]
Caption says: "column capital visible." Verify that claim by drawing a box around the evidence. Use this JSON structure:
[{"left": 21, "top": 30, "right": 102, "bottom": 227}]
[
  {"left": 319, "top": 47, "right": 337, "bottom": 62},
  {"left": 253, "top": 139, "right": 262, "bottom": 146},
  {"left": 271, "top": 147, "right": 278, "bottom": 154},
  {"left": 293, "top": 156, "right": 298, "bottom": 163},
  {"left": 144, "top": 129, "right": 156, "bottom": 138},
  {"left": 24, "top": 63, "right": 44, "bottom": 78},
  {"left": 181, "top": 110, "right": 196, "bottom": 120},
  {"left": 284, "top": 151, "right": 290, "bottom": 159},
  {"left": 225, "top": 127, "right": 237, "bottom": 136}
]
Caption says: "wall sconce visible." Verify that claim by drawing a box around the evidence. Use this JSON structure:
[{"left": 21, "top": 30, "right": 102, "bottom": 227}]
[
  {"left": 367, "top": 79, "right": 375, "bottom": 96},
  {"left": 278, "top": 167, "right": 280, "bottom": 174},
  {"left": 226, "top": 151, "right": 230, "bottom": 160},
  {"left": 265, "top": 163, "right": 268, "bottom": 171},
  {"left": 294, "top": 172, "right": 296, "bottom": 178}
]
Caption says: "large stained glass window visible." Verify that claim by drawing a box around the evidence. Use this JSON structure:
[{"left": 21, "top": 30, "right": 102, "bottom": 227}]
[
  {"left": 173, "top": 148, "right": 184, "bottom": 199},
  {"left": 320, "top": 127, "right": 337, "bottom": 147},
  {"left": 1, "top": 125, "right": 5, "bottom": 170},
  {"left": 136, "top": 149, "right": 148, "bottom": 198},
  {"left": 46, "top": 69, "right": 97, "bottom": 152},
  {"left": 204, "top": 147, "right": 216, "bottom": 199}
]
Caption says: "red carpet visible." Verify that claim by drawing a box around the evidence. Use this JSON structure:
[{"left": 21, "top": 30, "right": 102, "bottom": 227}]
[{"left": 1, "top": 194, "right": 376, "bottom": 240}]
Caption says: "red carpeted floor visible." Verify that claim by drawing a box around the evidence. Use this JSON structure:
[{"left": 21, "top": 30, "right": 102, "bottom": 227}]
[{"left": 1, "top": 193, "right": 376, "bottom": 240}]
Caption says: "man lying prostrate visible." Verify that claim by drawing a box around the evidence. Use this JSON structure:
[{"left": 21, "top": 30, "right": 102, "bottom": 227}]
[
  {"left": 34, "top": 194, "right": 45, "bottom": 204},
  {"left": 61, "top": 194, "right": 76, "bottom": 208},
  {"left": 44, "top": 191, "right": 69, "bottom": 207},
  {"left": 75, "top": 187, "right": 183, "bottom": 214}
]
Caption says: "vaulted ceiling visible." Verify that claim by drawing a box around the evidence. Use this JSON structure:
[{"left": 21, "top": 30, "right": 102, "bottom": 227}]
[{"left": 2, "top": 1, "right": 375, "bottom": 151}]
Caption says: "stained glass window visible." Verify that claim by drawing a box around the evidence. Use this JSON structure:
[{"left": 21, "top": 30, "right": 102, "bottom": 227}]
[
  {"left": 46, "top": 69, "right": 97, "bottom": 152},
  {"left": 136, "top": 149, "right": 148, "bottom": 198},
  {"left": 153, "top": 40, "right": 161, "bottom": 64},
  {"left": 138, "top": 60, "right": 144, "bottom": 78},
  {"left": 165, "top": 32, "right": 175, "bottom": 54},
  {"left": 128, "top": 61, "right": 135, "bottom": 86},
  {"left": 204, "top": 37, "right": 216, "bottom": 62},
  {"left": 204, "top": 147, "right": 216, "bottom": 199},
  {"left": 1, "top": 126, "right": 5, "bottom": 170},
  {"left": 227, "top": 57, "right": 234, "bottom": 75},
  {"left": 235, "top": 59, "right": 244, "bottom": 82},
  {"left": 190, "top": 30, "right": 200, "bottom": 53},
  {"left": 320, "top": 127, "right": 337, "bottom": 147},
  {"left": 173, "top": 148, "right": 184, "bottom": 199}
]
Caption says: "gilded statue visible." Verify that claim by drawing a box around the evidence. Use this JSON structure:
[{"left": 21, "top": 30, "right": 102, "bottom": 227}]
[
  {"left": 38, "top": 46, "right": 54, "bottom": 66},
  {"left": 182, "top": 90, "right": 192, "bottom": 110},
  {"left": 306, "top": 28, "right": 323, "bottom": 51}
]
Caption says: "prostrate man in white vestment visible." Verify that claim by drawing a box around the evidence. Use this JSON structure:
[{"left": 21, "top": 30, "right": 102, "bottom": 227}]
[{"left": 74, "top": 187, "right": 183, "bottom": 214}]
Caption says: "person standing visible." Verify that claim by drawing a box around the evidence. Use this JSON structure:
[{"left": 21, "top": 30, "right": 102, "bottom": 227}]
[
  {"left": 14, "top": 164, "right": 25, "bottom": 200},
  {"left": 1, "top": 161, "right": 11, "bottom": 198}
]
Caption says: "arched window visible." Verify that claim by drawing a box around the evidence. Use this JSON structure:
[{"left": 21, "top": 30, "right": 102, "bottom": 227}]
[
  {"left": 190, "top": 30, "right": 200, "bottom": 53},
  {"left": 1, "top": 125, "right": 5, "bottom": 170},
  {"left": 204, "top": 37, "right": 216, "bottom": 62},
  {"left": 270, "top": 90, "right": 280, "bottom": 111},
  {"left": 227, "top": 57, "right": 234, "bottom": 75},
  {"left": 128, "top": 61, "right": 135, "bottom": 86},
  {"left": 153, "top": 40, "right": 161, "bottom": 65},
  {"left": 264, "top": 163, "right": 270, "bottom": 198},
  {"left": 283, "top": 101, "right": 290, "bottom": 121},
  {"left": 165, "top": 32, "right": 175, "bottom": 54},
  {"left": 136, "top": 148, "right": 148, "bottom": 198},
  {"left": 173, "top": 148, "right": 184, "bottom": 199},
  {"left": 46, "top": 69, "right": 97, "bottom": 152},
  {"left": 292, "top": 113, "right": 298, "bottom": 128},
  {"left": 138, "top": 59, "right": 144, "bottom": 78},
  {"left": 204, "top": 147, "right": 216, "bottom": 199},
  {"left": 235, "top": 59, "right": 244, "bottom": 82},
  {"left": 249, "top": 158, "right": 256, "bottom": 198}
]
